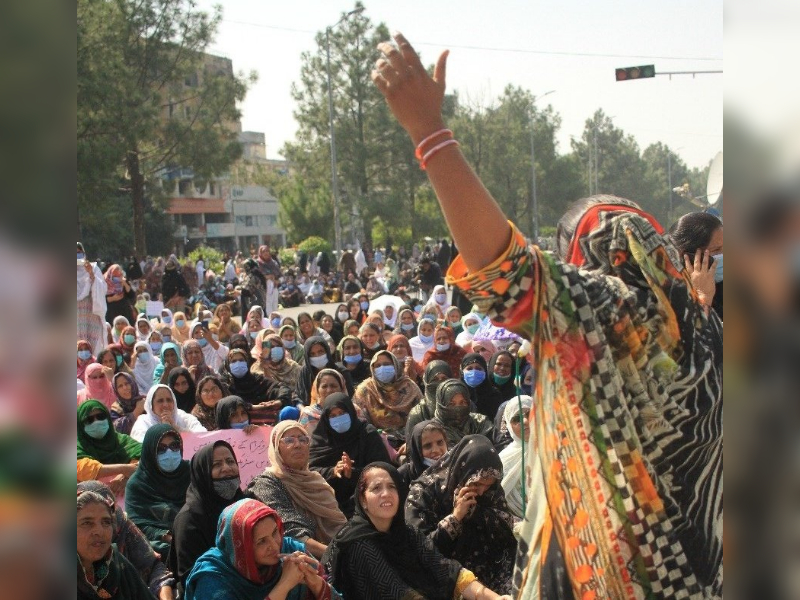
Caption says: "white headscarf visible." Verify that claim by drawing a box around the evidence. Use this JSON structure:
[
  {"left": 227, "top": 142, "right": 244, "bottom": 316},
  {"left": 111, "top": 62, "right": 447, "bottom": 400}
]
[
  {"left": 135, "top": 316, "right": 152, "bottom": 342},
  {"left": 77, "top": 259, "right": 107, "bottom": 319},
  {"left": 111, "top": 316, "right": 130, "bottom": 344},
  {"left": 499, "top": 395, "right": 533, "bottom": 518},
  {"left": 131, "top": 341, "right": 157, "bottom": 393},
  {"left": 129, "top": 384, "right": 206, "bottom": 442}
]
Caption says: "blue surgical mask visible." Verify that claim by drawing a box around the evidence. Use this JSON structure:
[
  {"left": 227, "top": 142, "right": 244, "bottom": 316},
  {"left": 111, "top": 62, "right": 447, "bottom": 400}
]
[
  {"left": 309, "top": 355, "right": 329, "bottom": 369},
  {"left": 712, "top": 254, "right": 723, "bottom": 283},
  {"left": 163, "top": 335, "right": 172, "bottom": 343},
  {"left": 175, "top": 319, "right": 186, "bottom": 328},
  {"left": 229, "top": 361, "right": 249, "bottom": 378},
  {"left": 423, "top": 457, "right": 438, "bottom": 467},
  {"left": 230, "top": 420, "right": 250, "bottom": 430},
  {"left": 423, "top": 314, "right": 437, "bottom": 322},
  {"left": 137, "top": 352, "right": 150, "bottom": 364},
  {"left": 414, "top": 305, "right": 423, "bottom": 313},
  {"left": 435, "top": 342, "right": 450, "bottom": 352},
  {"left": 198, "top": 337, "right": 209, "bottom": 347},
  {"left": 157, "top": 449, "right": 183, "bottom": 473},
  {"left": 466, "top": 323, "right": 480, "bottom": 335},
  {"left": 283, "top": 339, "right": 296, "bottom": 349},
  {"left": 343, "top": 353, "right": 362, "bottom": 365},
  {"left": 84, "top": 419, "right": 109, "bottom": 439},
  {"left": 77, "top": 350, "right": 92, "bottom": 361},
  {"left": 419, "top": 333, "right": 433, "bottom": 344},
  {"left": 401, "top": 323, "right": 415, "bottom": 332},
  {"left": 77, "top": 252, "right": 85, "bottom": 260},
  {"left": 112, "top": 276, "right": 122, "bottom": 283},
  {"left": 329, "top": 413, "right": 352, "bottom": 433},
  {"left": 150, "top": 341, "right": 163, "bottom": 353},
  {"left": 360, "top": 301, "right": 369, "bottom": 311},
  {"left": 123, "top": 334, "right": 136, "bottom": 346},
  {"left": 249, "top": 331, "right": 258, "bottom": 339},
  {"left": 435, "top": 293, "right": 447, "bottom": 304},
  {"left": 337, "top": 311, "right": 349, "bottom": 322},
  {"left": 270, "top": 347, "right": 285, "bottom": 362},
  {"left": 271, "top": 318, "right": 281, "bottom": 328},
  {"left": 463, "top": 369, "right": 486, "bottom": 387},
  {"left": 374, "top": 365, "right": 396, "bottom": 384},
  {"left": 162, "top": 315, "right": 172, "bottom": 325}
]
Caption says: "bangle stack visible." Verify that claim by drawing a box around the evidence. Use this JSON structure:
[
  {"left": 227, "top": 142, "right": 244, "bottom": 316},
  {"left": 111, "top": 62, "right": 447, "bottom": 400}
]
[{"left": 415, "top": 128, "right": 459, "bottom": 170}]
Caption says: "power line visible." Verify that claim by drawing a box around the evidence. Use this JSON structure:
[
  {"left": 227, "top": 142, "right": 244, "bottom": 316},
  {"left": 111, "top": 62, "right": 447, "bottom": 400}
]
[{"left": 221, "top": 19, "right": 723, "bottom": 62}]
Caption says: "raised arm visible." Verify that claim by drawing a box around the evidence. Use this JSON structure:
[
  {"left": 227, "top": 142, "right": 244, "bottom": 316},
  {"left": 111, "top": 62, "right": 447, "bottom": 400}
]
[{"left": 372, "top": 33, "right": 511, "bottom": 273}]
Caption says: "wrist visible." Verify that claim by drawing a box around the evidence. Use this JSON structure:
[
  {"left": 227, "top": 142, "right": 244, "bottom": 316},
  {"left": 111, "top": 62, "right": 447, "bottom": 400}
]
[{"left": 408, "top": 120, "right": 447, "bottom": 146}]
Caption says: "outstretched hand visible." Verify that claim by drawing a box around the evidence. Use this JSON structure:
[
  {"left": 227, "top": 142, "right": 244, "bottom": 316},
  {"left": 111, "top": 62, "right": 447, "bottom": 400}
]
[{"left": 372, "top": 32, "right": 449, "bottom": 145}]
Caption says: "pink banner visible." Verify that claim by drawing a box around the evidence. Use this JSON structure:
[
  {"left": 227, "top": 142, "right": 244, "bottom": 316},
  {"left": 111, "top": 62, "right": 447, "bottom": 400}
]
[{"left": 181, "top": 427, "right": 273, "bottom": 489}]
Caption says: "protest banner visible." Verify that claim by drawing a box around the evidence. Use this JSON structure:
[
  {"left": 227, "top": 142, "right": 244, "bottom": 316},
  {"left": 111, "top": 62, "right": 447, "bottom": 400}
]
[{"left": 181, "top": 427, "right": 272, "bottom": 489}]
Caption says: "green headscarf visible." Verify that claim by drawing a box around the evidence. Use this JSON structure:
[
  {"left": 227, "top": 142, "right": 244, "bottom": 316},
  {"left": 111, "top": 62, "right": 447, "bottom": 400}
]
[{"left": 77, "top": 400, "right": 142, "bottom": 464}]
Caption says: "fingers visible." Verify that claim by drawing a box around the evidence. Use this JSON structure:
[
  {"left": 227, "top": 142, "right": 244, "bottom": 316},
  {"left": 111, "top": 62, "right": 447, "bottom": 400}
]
[
  {"left": 684, "top": 254, "right": 693, "bottom": 273},
  {"left": 701, "top": 249, "right": 710, "bottom": 272},
  {"left": 392, "top": 32, "right": 424, "bottom": 72},
  {"left": 433, "top": 50, "right": 449, "bottom": 86},
  {"left": 693, "top": 249, "right": 702, "bottom": 271}
]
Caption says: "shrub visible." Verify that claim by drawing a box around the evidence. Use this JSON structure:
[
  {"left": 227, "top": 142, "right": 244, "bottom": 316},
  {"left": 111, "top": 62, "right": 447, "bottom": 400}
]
[{"left": 188, "top": 245, "right": 225, "bottom": 274}]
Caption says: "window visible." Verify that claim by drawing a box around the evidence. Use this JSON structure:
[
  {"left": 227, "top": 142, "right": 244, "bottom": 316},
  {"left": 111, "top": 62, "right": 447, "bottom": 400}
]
[
  {"left": 235, "top": 215, "right": 254, "bottom": 227},
  {"left": 178, "top": 179, "right": 192, "bottom": 196}
]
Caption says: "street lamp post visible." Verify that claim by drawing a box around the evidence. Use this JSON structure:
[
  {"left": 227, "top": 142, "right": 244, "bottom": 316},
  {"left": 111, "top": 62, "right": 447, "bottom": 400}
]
[
  {"left": 530, "top": 90, "right": 554, "bottom": 243},
  {"left": 326, "top": 7, "right": 364, "bottom": 257}
]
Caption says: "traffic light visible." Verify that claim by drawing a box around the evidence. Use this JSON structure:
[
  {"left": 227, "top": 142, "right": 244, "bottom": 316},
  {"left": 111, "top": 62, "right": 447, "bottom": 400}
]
[{"left": 615, "top": 65, "right": 656, "bottom": 81}]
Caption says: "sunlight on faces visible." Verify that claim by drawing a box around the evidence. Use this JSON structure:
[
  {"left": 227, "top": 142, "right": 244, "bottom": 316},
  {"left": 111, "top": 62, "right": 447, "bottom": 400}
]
[
  {"left": 115, "top": 377, "right": 132, "bottom": 400},
  {"left": 320, "top": 315, "right": 334, "bottom": 331},
  {"left": 298, "top": 315, "right": 314, "bottom": 336},
  {"left": 372, "top": 354, "right": 393, "bottom": 368},
  {"left": 359, "top": 328, "right": 379, "bottom": 349},
  {"left": 384, "top": 306, "right": 394, "bottom": 319},
  {"left": 361, "top": 468, "right": 399, "bottom": 530},
  {"left": 400, "top": 312, "right": 414, "bottom": 326},
  {"left": 199, "top": 380, "right": 223, "bottom": 408},
  {"left": 172, "top": 374, "right": 190, "bottom": 395},
  {"left": 252, "top": 516, "right": 283, "bottom": 567},
  {"left": 434, "top": 330, "right": 450, "bottom": 345},
  {"left": 390, "top": 344, "right": 409, "bottom": 360},
  {"left": 137, "top": 322, "right": 150, "bottom": 336},
  {"left": 421, "top": 429, "right": 447, "bottom": 461},
  {"left": 447, "top": 310, "right": 462, "bottom": 325},
  {"left": 278, "top": 426, "right": 310, "bottom": 470},
  {"left": 493, "top": 355, "right": 513, "bottom": 376},
  {"left": 163, "top": 348, "right": 179, "bottom": 366},
  {"left": 346, "top": 324, "right": 360, "bottom": 336},
  {"left": 157, "top": 433, "right": 181, "bottom": 457},
  {"left": 342, "top": 339, "right": 361, "bottom": 358},
  {"left": 280, "top": 329, "right": 296, "bottom": 345},
  {"left": 152, "top": 387, "right": 175, "bottom": 419},
  {"left": 472, "top": 345, "right": 493, "bottom": 362},
  {"left": 510, "top": 409, "right": 530, "bottom": 440},
  {"left": 149, "top": 331, "right": 163, "bottom": 344},
  {"left": 418, "top": 322, "right": 434, "bottom": 338},
  {"left": 318, "top": 374, "right": 343, "bottom": 401},
  {"left": 211, "top": 446, "right": 239, "bottom": 479},
  {"left": 100, "top": 353, "right": 116, "bottom": 369},
  {"left": 467, "top": 476, "right": 496, "bottom": 497},
  {"left": 217, "top": 305, "right": 231, "bottom": 319},
  {"left": 184, "top": 346, "right": 203, "bottom": 366},
  {"left": 77, "top": 502, "right": 113, "bottom": 565}
]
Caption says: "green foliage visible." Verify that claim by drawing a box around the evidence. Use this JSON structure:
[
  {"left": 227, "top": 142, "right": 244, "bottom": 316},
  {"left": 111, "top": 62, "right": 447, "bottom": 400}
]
[
  {"left": 278, "top": 248, "right": 297, "bottom": 267},
  {"left": 188, "top": 245, "right": 224, "bottom": 273},
  {"left": 298, "top": 236, "right": 332, "bottom": 256}
]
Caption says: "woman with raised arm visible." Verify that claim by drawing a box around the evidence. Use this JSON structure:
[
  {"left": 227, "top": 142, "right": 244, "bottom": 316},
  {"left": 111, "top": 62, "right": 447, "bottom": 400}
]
[{"left": 373, "top": 33, "right": 723, "bottom": 599}]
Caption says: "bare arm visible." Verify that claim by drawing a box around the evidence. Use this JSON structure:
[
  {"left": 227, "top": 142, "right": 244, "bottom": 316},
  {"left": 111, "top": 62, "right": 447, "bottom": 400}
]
[{"left": 372, "top": 33, "right": 510, "bottom": 272}]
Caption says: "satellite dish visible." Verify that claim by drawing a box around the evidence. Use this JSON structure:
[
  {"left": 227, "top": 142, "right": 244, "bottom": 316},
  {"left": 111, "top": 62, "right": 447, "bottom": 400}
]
[{"left": 706, "top": 151, "right": 723, "bottom": 207}]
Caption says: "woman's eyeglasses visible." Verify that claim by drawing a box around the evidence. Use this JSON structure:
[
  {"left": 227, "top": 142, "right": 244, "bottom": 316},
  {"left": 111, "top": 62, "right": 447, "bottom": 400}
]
[
  {"left": 200, "top": 386, "right": 221, "bottom": 396},
  {"left": 83, "top": 413, "right": 106, "bottom": 425},
  {"left": 157, "top": 441, "right": 182, "bottom": 454},
  {"left": 279, "top": 435, "right": 310, "bottom": 447}
]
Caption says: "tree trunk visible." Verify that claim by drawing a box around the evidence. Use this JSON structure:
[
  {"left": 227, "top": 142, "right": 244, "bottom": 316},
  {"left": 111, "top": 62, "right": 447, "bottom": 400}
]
[{"left": 127, "top": 149, "right": 147, "bottom": 256}]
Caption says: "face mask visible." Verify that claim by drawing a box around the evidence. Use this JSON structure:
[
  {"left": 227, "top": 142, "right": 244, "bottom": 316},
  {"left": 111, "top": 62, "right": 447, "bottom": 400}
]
[
  {"left": 229, "top": 361, "right": 249, "bottom": 378},
  {"left": 329, "top": 413, "right": 352, "bottom": 433},
  {"left": 162, "top": 316, "right": 172, "bottom": 325},
  {"left": 712, "top": 254, "right": 723, "bottom": 283},
  {"left": 374, "top": 365, "right": 396, "bottom": 384},
  {"left": 84, "top": 419, "right": 109, "bottom": 439},
  {"left": 369, "top": 341, "right": 381, "bottom": 350},
  {"left": 77, "top": 252, "right": 85, "bottom": 260},
  {"left": 419, "top": 333, "right": 433, "bottom": 344},
  {"left": 112, "top": 276, "right": 122, "bottom": 283},
  {"left": 343, "top": 353, "right": 362, "bottom": 365},
  {"left": 435, "top": 293, "right": 447, "bottom": 304},
  {"left": 77, "top": 350, "right": 92, "bottom": 361},
  {"left": 157, "top": 449, "right": 182, "bottom": 473},
  {"left": 163, "top": 334, "right": 172, "bottom": 343},
  {"left": 360, "top": 301, "right": 369, "bottom": 311},
  {"left": 309, "top": 355, "right": 328, "bottom": 369},
  {"left": 337, "top": 311, "right": 349, "bottom": 322},
  {"left": 401, "top": 323, "right": 415, "bottom": 331},
  {"left": 435, "top": 342, "right": 450, "bottom": 352},
  {"left": 147, "top": 341, "right": 161, "bottom": 354},
  {"left": 198, "top": 337, "right": 209, "bottom": 347},
  {"left": 137, "top": 352, "right": 150, "bottom": 364},
  {"left": 438, "top": 404, "right": 470, "bottom": 428},
  {"left": 176, "top": 319, "right": 186, "bottom": 329},
  {"left": 463, "top": 369, "right": 486, "bottom": 387},
  {"left": 283, "top": 339, "right": 296, "bottom": 349},
  {"left": 423, "top": 314, "right": 437, "bottom": 323},
  {"left": 466, "top": 323, "right": 480, "bottom": 335},
  {"left": 270, "top": 347, "right": 285, "bottom": 362},
  {"left": 230, "top": 420, "right": 249, "bottom": 430},
  {"left": 493, "top": 373, "right": 512, "bottom": 385},
  {"left": 115, "top": 355, "right": 124, "bottom": 367},
  {"left": 271, "top": 318, "right": 281, "bottom": 328},
  {"left": 123, "top": 334, "right": 136, "bottom": 346},
  {"left": 423, "top": 457, "right": 438, "bottom": 467},
  {"left": 414, "top": 305, "right": 423, "bottom": 313},
  {"left": 213, "top": 475, "right": 241, "bottom": 500}
]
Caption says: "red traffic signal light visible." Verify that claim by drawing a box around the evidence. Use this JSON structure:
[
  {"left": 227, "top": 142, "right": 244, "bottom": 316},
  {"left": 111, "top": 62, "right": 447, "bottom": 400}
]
[{"left": 615, "top": 65, "right": 656, "bottom": 81}]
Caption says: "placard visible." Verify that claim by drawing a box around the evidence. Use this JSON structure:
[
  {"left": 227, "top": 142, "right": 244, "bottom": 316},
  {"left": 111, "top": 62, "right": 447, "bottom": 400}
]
[
  {"left": 145, "top": 300, "right": 165, "bottom": 318},
  {"left": 181, "top": 427, "right": 273, "bottom": 489}
]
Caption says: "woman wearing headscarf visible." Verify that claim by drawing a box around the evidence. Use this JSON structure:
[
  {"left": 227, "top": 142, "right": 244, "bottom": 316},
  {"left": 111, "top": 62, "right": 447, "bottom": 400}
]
[
  {"left": 498, "top": 396, "right": 534, "bottom": 519},
  {"left": 444, "top": 305, "right": 463, "bottom": 337},
  {"left": 323, "top": 462, "right": 507, "bottom": 600},
  {"left": 186, "top": 321, "right": 229, "bottom": 373},
  {"left": 487, "top": 350, "right": 517, "bottom": 402},
  {"left": 227, "top": 333, "right": 254, "bottom": 362},
  {"left": 76, "top": 401, "right": 141, "bottom": 491},
  {"left": 299, "top": 369, "right": 347, "bottom": 434},
  {"left": 77, "top": 339, "right": 96, "bottom": 383},
  {"left": 357, "top": 322, "right": 385, "bottom": 363},
  {"left": 192, "top": 374, "right": 228, "bottom": 431},
  {"left": 130, "top": 384, "right": 206, "bottom": 442},
  {"left": 111, "top": 315, "right": 130, "bottom": 345},
  {"left": 98, "top": 344, "right": 133, "bottom": 377},
  {"left": 454, "top": 312, "right": 482, "bottom": 348},
  {"left": 169, "top": 440, "right": 245, "bottom": 587},
  {"left": 398, "top": 420, "right": 449, "bottom": 489},
  {"left": 295, "top": 337, "right": 354, "bottom": 406},
  {"left": 77, "top": 363, "right": 117, "bottom": 409},
  {"left": 432, "top": 379, "right": 494, "bottom": 447},
  {"left": 351, "top": 351, "right": 422, "bottom": 442},
  {"left": 408, "top": 316, "right": 436, "bottom": 362},
  {"left": 135, "top": 316, "right": 152, "bottom": 342},
  {"left": 220, "top": 347, "right": 294, "bottom": 426},
  {"left": 335, "top": 335, "right": 370, "bottom": 387},
  {"left": 252, "top": 332, "right": 301, "bottom": 390},
  {"left": 210, "top": 302, "right": 237, "bottom": 343},
  {"left": 405, "top": 360, "right": 453, "bottom": 437},
  {"left": 429, "top": 284, "right": 450, "bottom": 319},
  {"left": 238, "top": 259, "right": 267, "bottom": 320},
  {"left": 169, "top": 311, "right": 191, "bottom": 344},
  {"left": 125, "top": 424, "right": 191, "bottom": 557},
  {"left": 460, "top": 353, "right": 504, "bottom": 421},
  {"left": 77, "top": 243, "right": 108, "bottom": 357},
  {"left": 296, "top": 311, "right": 335, "bottom": 353},
  {"left": 392, "top": 307, "right": 418, "bottom": 339},
  {"left": 247, "top": 420, "right": 347, "bottom": 559},
  {"left": 118, "top": 325, "right": 137, "bottom": 364},
  {"left": 386, "top": 333, "right": 423, "bottom": 385},
  {"left": 130, "top": 341, "right": 157, "bottom": 394},
  {"left": 308, "top": 393, "right": 390, "bottom": 518},
  {"left": 161, "top": 255, "right": 190, "bottom": 313},
  {"left": 77, "top": 481, "right": 175, "bottom": 599},
  {"left": 405, "top": 435, "right": 516, "bottom": 595},
  {"left": 103, "top": 263, "right": 136, "bottom": 325},
  {"left": 277, "top": 324, "right": 304, "bottom": 365},
  {"left": 422, "top": 325, "right": 466, "bottom": 376},
  {"left": 184, "top": 498, "right": 338, "bottom": 600},
  {"left": 165, "top": 365, "right": 194, "bottom": 412},
  {"left": 110, "top": 372, "right": 146, "bottom": 435}
]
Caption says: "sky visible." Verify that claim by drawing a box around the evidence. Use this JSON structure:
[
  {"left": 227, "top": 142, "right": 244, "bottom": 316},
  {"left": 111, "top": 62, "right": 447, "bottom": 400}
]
[{"left": 197, "top": 0, "right": 723, "bottom": 170}]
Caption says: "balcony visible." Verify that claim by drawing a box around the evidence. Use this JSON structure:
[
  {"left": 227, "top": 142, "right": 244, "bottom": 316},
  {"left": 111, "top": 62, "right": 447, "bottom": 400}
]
[{"left": 205, "top": 222, "right": 236, "bottom": 238}]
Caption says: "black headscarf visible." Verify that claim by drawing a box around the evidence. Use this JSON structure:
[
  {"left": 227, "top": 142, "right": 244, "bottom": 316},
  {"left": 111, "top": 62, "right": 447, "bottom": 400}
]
[
  {"left": 460, "top": 353, "right": 504, "bottom": 420},
  {"left": 487, "top": 350, "right": 518, "bottom": 402},
  {"left": 296, "top": 336, "right": 353, "bottom": 404},
  {"left": 323, "top": 462, "right": 459, "bottom": 600},
  {"left": 219, "top": 348, "right": 276, "bottom": 405},
  {"left": 421, "top": 360, "right": 452, "bottom": 419},
  {"left": 167, "top": 367, "right": 196, "bottom": 413},
  {"left": 168, "top": 440, "right": 244, "bottom": 584},
  {"left": 398, "top": 420, "right": 448, "bottom": 488},
  {"left": 215, "top": 395, "right": 249, "bottom": 429},
  {"left": 227, "top": 334, "right": 254, "bottom": 365}
]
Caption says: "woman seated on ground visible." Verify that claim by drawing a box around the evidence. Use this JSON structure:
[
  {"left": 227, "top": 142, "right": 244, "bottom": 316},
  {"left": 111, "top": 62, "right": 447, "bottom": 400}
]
[
  {"left": 184, "top": 498, "right": 339, "bottom": 600},
  {"left": 110, "top": 372, "right": 146, "bottom": 435},
  {"left": 191, "top": 374, "right": 228, "bottom": 431},
  {"left": 147, "top": 330, "right": 164, "bottom": 357},
  {"left": 247, "top": 420, "right": 347, "bottom": 559},
  {"left": 98, "top": 345, "right": 132, "bottom": 378},
  {"left": 215, "top": 395, "right": 261, "bottom": 433},
  {"left": 181, "top": 338, "right": 215, "bottom": 384},
  {"left": 119, "top": 325, "right": 138, "bottom": 365},
  {"left": 468, "top": 339, "right": 495, "bottom": 364},
  {"left": 308, "top": 393, "right": 390, "bottom": 518},
  {"left": 130, "top": 385, "right": 206, "bottom": 443},
  {"left": 170, "top": 311, "right": 191, "bottom": 345},
  {"left": 188, "top": 322, "right": 229, "bottom": 373},
  {"left": 335, "top": 335, "right": 370, "bottom": 387},
  {"left": 77, "top": 339, "right": 95, "bottom": 383},
  {"left": 77, "top": 401, "right": 141, "bottom": 496},
  {"left": 422, "top": 325, "right": 466, "bottom": 376},
  {"left": 220, "top": 348, "right": 294, "bottom": 426},
  {"left": 131, "top": 341, "right": 157, "bottom": 394},
  {"left": 78, "top": 363, "right": 117, "bottom": 409},
  {"left": 166, "top": 366, "right": 197, "bottom": 413},
  {"left": 296, "top": 311, "right": 335, "bottom": 353},
  {"left": 227, "top": 333, "right": 255, "bottom": 363},
  {"left": 295, "top": 337, "right": 354, "bottom": 406},
  {"left": 77, "top": 481, "right": 175, "bottom": 600},
  {"left": 341, "top": 318, "right": 360, "bottom": 338},
  {"left": 488, "top": 350, "right": 518, "bottom": 402},
  {"left": 392, "top": 307, "right": 418, "bottom": 339},
  {"left": 398, "top": 420, "right": 449, "bottom": 489},
  {"left": 252, "top": 332, "right": 302, "bottom": 391},
  {"left": 408, "top": 317, "right": 436, "bottom": 362},
  {"left": 405, "top": 435, "right": 517, "bottom": 595},
  {"left": 153, "top": 342, "right": 182, "bottom": 387},
  {"left": 211, "top": 302, "right": 237, "bottom": 343},
  {"left": 299, "top": 369, "right": 347, "bottom": 434},
  {"left": 405, "top": 360, "right": 452, "bottom": 437},
  {"left": 169, "top": 440, "right": 245, "bottom": 587},
  {"left": 77, "top": 489, "right": 157, "bottom": 600},
  {"left": 279, "top": 324, "right": 305, "bottom": 366},
  {"left": 357, "top": 322, "right": 385, "bottom": 363},
  {"left": 351, "top": 350, "right": 422, "bottom": 445},
  {"left": 125, "top": 424, "right": 191, "bottom": 557},
  {"left": 432, "top": 379, "right": 495, "bottom": 447},
  {"left": 460, "top": 353, "right": 504, "bottom": 421},
  {"left": 386, "top": 333, "right": 423, "bottom": 386},
  {"left": 323, "top": 462, "right": 510, "bottom": 600},
  {"left": 498, "top": 396, "right": 534, "bottom": 519},
  {"left": 444, "top": 306, "right": 464, "bottom": 337},
  {"left": 454, "top": 312, "right": 482, "bottom": 348}
]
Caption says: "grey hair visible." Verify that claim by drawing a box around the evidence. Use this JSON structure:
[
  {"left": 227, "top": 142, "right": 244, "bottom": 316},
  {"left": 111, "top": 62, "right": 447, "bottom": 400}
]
[{"left": 77, "top": 490, "right": 114, "bottom": 514}]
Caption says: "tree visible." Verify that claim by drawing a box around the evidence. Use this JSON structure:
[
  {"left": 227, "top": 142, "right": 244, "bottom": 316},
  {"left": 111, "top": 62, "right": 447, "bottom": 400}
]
[
  {"left": 642, "top": 142, "right": 690, "bottom": 225},
  {"left": 77, "top": 0, "right": 254, "bottom": 256}
]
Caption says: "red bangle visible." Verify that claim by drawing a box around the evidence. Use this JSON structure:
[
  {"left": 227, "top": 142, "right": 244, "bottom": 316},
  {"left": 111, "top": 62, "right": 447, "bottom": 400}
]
[
  {"left": 415, "top": 128, "right": 452, "bottom": 160},
  {"left": 420, "top": 139, "right": 459, "bottom": 170}
]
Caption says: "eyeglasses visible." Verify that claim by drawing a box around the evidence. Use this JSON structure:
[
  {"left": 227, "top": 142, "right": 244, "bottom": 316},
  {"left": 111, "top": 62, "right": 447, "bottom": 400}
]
[
  {"left": 83, "top": 413, "right": 106, "bottom": 425},
  {"left": 157, "top": 441, "right": 182, "bottom": 454},
  {"left": 201, "top": 386, "right": 221, "bottom": 395},
  {"left": 279, "top": 435, "right": 310, "bottom": 447}
]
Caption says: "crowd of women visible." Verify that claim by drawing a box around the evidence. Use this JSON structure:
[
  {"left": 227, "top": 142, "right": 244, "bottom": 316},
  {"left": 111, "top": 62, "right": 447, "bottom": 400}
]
[{"left": 77, "top": 32, "right": 723, "bottom": 600}]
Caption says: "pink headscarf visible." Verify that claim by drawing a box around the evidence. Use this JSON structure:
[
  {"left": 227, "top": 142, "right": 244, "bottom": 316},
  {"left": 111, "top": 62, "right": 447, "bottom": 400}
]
[
  {"left": 104, "top": 264, "right": 124, "bottom": 295},
  {"left": 77, "top": 363, "right": 116, "bottom": 409}
]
